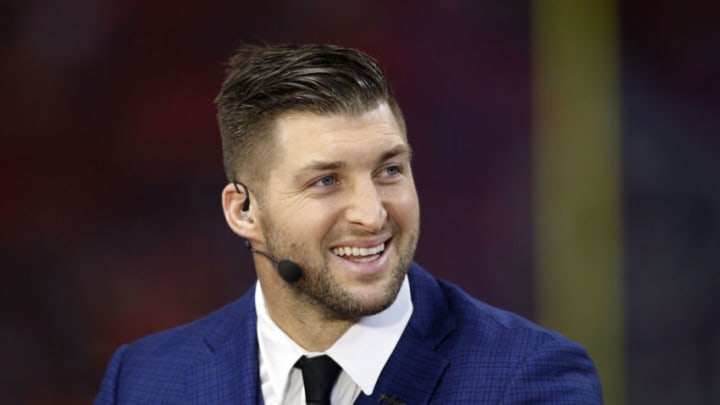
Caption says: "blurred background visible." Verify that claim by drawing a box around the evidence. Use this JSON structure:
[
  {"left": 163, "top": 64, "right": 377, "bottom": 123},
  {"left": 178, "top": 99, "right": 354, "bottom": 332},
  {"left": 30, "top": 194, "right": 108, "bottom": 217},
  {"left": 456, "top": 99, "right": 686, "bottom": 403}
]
[{"left": 1, "top": 0, "right": 718, "bottom": 403}]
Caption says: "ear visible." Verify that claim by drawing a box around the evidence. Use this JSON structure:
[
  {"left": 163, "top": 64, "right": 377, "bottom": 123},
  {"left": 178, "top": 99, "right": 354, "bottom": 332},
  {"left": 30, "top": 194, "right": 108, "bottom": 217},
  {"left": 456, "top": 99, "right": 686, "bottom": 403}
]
[{"left": 222, "top": 183, "right": 261, "bottom": 242}]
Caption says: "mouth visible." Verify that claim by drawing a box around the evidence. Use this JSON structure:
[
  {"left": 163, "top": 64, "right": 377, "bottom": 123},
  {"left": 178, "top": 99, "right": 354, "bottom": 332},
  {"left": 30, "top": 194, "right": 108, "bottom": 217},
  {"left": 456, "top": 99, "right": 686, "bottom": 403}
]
[{"left": 331, "top": 240, "right": 389, "bottom": 263}]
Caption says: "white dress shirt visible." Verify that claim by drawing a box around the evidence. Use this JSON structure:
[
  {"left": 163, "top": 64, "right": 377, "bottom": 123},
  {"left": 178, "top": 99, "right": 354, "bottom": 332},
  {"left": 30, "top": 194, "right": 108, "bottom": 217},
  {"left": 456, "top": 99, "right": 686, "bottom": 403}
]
[{"left": 255, "top": 277, "right": 413, "bottom": 405}]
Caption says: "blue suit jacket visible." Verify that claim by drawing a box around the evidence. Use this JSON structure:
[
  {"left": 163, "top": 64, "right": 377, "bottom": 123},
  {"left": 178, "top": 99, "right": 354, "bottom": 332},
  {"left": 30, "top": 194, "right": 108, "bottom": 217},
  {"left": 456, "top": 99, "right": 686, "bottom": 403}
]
[{"left": 96, "top": 262, "right": 603, "bottom": 404}]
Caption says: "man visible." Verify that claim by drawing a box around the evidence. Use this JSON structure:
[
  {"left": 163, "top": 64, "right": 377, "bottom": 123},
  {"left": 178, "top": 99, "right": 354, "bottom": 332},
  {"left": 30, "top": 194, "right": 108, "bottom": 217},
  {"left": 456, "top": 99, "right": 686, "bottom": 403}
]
[{"left": 96, "top": 44, "right": 602, "bottom": 404}]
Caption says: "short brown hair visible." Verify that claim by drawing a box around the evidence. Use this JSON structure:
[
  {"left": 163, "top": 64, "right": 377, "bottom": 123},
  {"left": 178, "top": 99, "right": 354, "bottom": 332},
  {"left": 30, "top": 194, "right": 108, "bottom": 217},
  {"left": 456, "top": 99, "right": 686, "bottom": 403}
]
[{"left": 215, "top": 44, "right": 405, "bottom": 186}]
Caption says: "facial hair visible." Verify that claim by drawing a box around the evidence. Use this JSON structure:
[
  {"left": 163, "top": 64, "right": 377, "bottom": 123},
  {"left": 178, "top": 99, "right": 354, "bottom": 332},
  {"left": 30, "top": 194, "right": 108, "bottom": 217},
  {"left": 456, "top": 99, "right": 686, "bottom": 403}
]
[{"left": 261, "top": 218, "right": 419, "bottom": 320}]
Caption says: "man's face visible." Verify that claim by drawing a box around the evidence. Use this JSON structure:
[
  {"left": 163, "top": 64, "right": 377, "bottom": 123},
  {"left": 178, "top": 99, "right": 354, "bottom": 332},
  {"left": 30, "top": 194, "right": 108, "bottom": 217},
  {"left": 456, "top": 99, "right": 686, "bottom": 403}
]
[{"left": 255, "top": 103, "right": 419, "bottom": 320}]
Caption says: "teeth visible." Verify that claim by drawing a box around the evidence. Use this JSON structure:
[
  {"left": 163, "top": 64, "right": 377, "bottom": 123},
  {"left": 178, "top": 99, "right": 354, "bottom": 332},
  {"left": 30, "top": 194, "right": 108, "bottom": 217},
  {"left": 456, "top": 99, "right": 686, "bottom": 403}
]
[{"left": 332, "top": 242, "right": 385, "bottom": 258}]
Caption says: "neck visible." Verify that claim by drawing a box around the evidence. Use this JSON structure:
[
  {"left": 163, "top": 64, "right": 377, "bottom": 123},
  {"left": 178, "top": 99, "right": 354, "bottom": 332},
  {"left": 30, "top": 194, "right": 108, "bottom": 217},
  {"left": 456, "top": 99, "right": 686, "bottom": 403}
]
[
  {"left": 258, "top": 269, "right": 357, "bottom": 352},
  {"left": 269, "top": 302, "right": 355, "bottom": 352}
]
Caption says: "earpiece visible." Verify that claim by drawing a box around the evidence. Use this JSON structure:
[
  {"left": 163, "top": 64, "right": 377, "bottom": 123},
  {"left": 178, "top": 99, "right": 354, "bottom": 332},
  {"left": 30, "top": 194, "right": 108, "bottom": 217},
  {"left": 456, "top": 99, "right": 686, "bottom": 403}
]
[{"left": 233, "top": 181, "right": 252, "bottom": 222}]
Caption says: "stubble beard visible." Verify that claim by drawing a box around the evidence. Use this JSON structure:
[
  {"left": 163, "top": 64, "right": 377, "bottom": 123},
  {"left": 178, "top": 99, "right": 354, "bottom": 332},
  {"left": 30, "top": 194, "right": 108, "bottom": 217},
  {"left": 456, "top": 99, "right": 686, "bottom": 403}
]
[{"left": 262, "top": 220, "right": 419, "bottom": 321}]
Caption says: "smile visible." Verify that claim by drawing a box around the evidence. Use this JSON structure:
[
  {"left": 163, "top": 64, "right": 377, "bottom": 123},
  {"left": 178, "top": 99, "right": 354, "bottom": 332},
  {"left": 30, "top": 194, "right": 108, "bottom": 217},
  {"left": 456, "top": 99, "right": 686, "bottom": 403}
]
[{"left": 331, "top": 242, "right": 385, "bottom": 262}]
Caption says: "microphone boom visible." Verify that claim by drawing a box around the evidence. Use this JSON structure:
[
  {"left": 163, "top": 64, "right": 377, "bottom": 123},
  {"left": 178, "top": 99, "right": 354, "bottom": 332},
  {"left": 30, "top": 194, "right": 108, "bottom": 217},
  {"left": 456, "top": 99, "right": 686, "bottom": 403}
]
[{"left": 245, "top": 241, "right": 303, "bottom": 283}]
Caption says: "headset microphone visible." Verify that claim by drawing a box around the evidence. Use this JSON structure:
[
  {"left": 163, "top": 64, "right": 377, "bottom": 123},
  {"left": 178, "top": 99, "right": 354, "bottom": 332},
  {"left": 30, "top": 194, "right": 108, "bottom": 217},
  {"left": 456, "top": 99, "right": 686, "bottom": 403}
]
[{"left": 245, "top": 240, "right": 303, "bottom": 283}]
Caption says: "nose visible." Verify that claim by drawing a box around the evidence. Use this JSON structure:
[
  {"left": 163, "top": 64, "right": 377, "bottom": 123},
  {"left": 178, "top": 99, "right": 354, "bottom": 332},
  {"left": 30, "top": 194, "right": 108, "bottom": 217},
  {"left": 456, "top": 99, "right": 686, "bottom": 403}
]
[{"left": 344, "top": 178, "right": 387, "bottom": 232}]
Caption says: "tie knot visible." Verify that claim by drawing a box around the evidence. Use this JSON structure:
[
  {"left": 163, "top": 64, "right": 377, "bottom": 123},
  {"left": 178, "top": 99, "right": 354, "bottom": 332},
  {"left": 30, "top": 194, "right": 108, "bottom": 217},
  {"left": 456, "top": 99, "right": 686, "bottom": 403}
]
[{"left": 294, "top": 355, "right": 341, "bottom": 405}]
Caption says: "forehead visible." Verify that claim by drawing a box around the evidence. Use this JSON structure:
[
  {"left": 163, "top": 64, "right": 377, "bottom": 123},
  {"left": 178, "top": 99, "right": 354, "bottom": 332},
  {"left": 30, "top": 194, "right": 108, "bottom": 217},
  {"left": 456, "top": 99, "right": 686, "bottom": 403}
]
[{"left": 271, "top": 103, "right": 408, "bottom": 170}]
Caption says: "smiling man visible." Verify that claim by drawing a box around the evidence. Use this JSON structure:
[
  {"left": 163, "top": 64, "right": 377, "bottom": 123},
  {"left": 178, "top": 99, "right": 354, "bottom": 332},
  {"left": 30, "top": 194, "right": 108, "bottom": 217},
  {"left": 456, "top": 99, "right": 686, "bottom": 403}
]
[
  {"left": 237, "top": 105, "right": 418, "bottom": 324},
  {"left": 96, "top": 44, "right": 603, "bottom": 404}
]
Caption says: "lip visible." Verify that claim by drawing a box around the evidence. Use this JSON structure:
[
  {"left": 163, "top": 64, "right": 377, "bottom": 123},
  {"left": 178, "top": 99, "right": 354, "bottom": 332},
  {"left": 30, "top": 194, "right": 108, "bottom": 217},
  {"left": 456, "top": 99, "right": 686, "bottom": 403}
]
[{"left": 329, "top": 235, "right": 392, "bottom": 250}]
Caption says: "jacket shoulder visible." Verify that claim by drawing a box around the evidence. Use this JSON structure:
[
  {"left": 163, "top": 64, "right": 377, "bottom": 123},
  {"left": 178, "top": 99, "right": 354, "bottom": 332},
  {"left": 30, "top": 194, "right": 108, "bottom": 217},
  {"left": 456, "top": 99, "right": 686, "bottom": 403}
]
[
  {"left": 124, "top": 287, "right": 255, "bottom": 362},
  {"left": 95, "top": 288, "right": 257, "bottom": 404},
  {"left": 407, "top": 263, "right": 603, "bottom": 403}
]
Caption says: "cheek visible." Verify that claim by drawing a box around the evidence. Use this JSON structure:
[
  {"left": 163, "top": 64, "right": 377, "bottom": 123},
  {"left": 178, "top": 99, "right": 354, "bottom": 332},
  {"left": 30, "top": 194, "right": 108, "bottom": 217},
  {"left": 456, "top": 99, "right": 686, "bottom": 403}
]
[
  {"left": 285, "top": 203, "right": 344, "bottom": 241},
  {"left": 386, "top": 187, "right": 420, "bottom": 225}
]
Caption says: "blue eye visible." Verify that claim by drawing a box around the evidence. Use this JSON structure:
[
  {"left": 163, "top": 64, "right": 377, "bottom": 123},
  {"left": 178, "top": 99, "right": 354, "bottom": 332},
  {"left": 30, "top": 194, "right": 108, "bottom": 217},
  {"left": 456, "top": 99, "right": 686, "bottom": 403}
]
[
  {"left": 385, "top": 165, "right": 401, "bottom": 176},
  {"left": 316, "top": 175, "right": 337, "bottom": 187}
]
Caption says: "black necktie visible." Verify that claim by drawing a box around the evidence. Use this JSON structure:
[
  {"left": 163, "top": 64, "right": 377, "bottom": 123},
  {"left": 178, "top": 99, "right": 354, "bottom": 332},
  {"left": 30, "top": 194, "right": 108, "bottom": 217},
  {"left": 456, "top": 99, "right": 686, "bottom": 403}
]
[{"left": 294, "top": 355, "right": 341, "bottom": 405}]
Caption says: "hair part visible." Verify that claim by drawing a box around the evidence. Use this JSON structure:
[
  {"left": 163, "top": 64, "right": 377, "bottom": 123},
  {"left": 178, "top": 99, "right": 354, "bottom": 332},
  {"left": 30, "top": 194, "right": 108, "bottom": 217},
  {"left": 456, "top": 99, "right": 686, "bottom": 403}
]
[{"left": 214, "top": 44, "right": 405, "bottom": 192}]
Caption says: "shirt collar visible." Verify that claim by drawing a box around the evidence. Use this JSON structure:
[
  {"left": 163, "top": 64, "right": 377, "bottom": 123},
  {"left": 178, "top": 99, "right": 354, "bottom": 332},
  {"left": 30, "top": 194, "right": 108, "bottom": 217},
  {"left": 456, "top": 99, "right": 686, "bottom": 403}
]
[{"left": 255, "top": 276, "right": 413, "bottom": 398}]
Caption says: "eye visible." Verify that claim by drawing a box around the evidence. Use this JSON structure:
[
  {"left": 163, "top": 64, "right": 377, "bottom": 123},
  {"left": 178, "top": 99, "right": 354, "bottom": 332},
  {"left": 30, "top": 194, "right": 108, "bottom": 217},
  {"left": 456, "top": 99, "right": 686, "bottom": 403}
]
[
  {"left": 375, "top": 164, "right": 405, "bottom": 184},
  {"left": 384, "top": 165, "right": 401, "bottom": 177},
  {"left": 314, "top": 175, "right": 338, "bottom": 187}
]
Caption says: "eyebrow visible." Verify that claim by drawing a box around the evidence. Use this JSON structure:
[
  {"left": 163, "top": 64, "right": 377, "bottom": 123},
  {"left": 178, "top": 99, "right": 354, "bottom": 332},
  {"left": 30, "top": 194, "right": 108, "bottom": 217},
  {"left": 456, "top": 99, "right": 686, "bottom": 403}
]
[
  {"left": 379, "top": 143, "right": 412, "bottom": 163},
  {"left": 294, "top": 143, "right": 412, "bottom": 182}
]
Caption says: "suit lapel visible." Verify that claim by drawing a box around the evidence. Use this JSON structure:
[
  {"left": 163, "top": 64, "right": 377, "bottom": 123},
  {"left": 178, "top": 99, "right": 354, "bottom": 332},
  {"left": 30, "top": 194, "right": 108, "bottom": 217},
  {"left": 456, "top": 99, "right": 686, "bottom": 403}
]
[
  {"left": 183, "top": 264, "right": 452, "bottom": 405},
  {"left": 185, "top": 287, "right": 263, "bottom": 404},
  {"left": 355, "top": 264, "right": 455, "bottom": 405},
  {"left": 354, "top": 333, "right": 449, "bottom": 405}
]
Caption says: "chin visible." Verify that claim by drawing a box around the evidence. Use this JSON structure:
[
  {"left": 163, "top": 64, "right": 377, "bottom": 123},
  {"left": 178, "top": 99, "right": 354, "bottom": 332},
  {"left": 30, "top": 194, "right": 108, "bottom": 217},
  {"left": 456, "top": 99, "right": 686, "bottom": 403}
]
[{"left": 341, "top": 281, "right": 402, "bottom": 316}]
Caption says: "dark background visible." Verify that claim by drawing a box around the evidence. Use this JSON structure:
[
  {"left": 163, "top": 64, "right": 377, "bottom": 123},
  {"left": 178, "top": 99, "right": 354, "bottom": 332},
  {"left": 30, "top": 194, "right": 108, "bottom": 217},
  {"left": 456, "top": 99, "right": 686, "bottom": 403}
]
[{"left": 1, "top": 0, "right": 718, "bottom": 403}]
